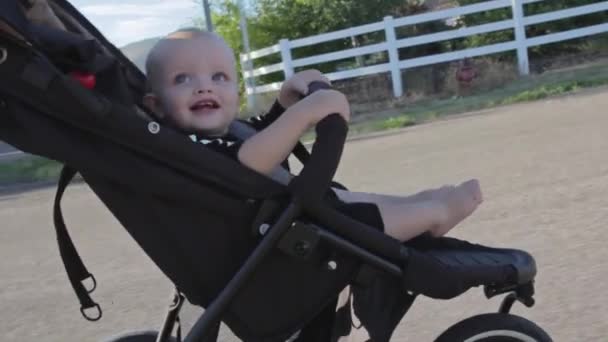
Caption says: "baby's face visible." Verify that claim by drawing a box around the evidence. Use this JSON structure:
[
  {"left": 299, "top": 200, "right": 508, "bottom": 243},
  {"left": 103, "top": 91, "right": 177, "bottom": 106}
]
[{"left": 147, "top": 35, "right": 239, "bottom": 136}]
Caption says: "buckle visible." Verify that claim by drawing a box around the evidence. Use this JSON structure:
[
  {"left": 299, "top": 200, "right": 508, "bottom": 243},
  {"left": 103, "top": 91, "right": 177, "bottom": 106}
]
[
  {"left": 83, "top": 274, "right": 97, "bottom": 294},
  {"left": 80, "top": 303, "right": 102, "bottom": 322}
]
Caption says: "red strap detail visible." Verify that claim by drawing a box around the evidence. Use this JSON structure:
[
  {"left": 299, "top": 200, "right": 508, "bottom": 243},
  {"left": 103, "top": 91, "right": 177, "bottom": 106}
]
[{"left": 69, "top": 71, "right": 96, "bottom": 89}]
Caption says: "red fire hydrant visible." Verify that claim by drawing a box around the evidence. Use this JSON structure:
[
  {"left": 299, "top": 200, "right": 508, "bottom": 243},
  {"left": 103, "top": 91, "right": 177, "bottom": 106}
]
[{"left": 456, "top": 58, "right": 477, "bottom": 96}]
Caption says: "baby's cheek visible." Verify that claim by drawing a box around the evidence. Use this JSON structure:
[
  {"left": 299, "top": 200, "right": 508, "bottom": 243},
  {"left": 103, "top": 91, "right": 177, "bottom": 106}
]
[
  {"left": 223, "top": 91, "right": 240, "bottom": 114},
  {"left": 173, "top": 94, "right": 193, "bottom": 114}
]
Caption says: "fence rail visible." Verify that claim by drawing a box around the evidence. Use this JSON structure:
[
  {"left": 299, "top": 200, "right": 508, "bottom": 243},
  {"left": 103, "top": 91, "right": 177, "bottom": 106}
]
[{"left": 241, "top": 0, "right": 608, "bottom": 101}]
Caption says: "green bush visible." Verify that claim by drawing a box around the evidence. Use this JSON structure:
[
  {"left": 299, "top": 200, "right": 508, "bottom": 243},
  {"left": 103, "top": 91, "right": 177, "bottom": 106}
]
[
  {"left": 0, "top": 156, "right": 62, "bottom": 185},
  {"left": 382, "top": 115, "right": 415, "bottom": 129}
]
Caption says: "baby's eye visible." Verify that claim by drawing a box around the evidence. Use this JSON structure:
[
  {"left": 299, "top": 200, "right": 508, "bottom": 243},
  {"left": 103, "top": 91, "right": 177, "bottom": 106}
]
[
  {"left": 174, "top": 73, "right": 192, "bottom": 84},
  {"left": 212, "top": 72, "right": 228, "bottom": 82}
]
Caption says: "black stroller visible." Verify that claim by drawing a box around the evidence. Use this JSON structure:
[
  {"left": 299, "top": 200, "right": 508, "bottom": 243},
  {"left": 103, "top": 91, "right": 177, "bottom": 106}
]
[{"left": 0, "top": 1, "right": 553, "bottom": 341}]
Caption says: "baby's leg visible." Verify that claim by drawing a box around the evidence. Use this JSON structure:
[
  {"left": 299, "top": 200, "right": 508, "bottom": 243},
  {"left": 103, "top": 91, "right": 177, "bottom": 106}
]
[
  {"left": 378, "top": 200, "right": 448, "bottom": 241},
  {"left": 334, "top": 179, "right": 482, "bottom": 241},
  {"left": 333, "top": 184, "right": 454, "bottom": 205}
]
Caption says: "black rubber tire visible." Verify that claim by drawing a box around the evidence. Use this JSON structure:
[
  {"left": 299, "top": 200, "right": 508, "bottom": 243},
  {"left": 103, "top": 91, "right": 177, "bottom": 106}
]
[
  {"left": 102, "top": 330, "right": 177, "bottom": 342},
  {"left": 434, "top": 313, "right": 553, "bottom": 342}
]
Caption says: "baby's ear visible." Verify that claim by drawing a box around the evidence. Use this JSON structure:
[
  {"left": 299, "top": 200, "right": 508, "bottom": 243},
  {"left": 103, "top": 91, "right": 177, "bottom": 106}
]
[{"left": 143, "top": 93, "right": 165, "bottom": 120}]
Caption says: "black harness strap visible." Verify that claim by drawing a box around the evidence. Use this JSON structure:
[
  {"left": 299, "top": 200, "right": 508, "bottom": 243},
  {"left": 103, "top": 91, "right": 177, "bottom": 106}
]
[
  {"left": 0, "top": 0, "right": 32, "bottom": 41},
  {"left": 54, "top": 165, "right": 101, "bottom": 321},
  {"left": 292, "top": 141, "right": 310, "bottom": 166}
]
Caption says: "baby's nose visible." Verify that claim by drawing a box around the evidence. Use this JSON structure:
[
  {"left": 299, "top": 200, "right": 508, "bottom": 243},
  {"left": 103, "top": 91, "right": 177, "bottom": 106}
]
[{"left": 195, "top": 78, "right": 213, "bottom": 93}]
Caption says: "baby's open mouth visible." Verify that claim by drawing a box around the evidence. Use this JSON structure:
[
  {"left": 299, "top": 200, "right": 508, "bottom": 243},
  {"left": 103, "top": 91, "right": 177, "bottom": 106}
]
[{"left": 190, "top": 99, "right": 220, "bottom": 111}]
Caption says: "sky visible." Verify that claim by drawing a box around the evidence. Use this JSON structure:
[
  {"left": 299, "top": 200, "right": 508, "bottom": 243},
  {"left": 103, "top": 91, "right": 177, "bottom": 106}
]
[{"left": 70, "top": 0, "right": 204, "bottom": 47}]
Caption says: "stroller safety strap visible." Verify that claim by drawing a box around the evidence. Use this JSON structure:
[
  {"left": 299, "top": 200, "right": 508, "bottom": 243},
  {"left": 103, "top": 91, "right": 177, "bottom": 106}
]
[{"left": 53, "top": 165, "right": 102, "bottom": 321}]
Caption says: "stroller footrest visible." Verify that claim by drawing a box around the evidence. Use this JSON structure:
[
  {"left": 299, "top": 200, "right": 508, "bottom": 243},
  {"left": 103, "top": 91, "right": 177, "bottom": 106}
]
[
  {"left": 402, "top": 237, "right": 537, "bottom": 300},
  {"left": 430, "top": 247, "right": 537, "bottom": 285}
]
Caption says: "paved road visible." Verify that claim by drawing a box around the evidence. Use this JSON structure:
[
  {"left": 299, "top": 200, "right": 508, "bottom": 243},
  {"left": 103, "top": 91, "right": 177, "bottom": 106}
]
[
  {"left": 0, "top": 142, "right": 25, "bottom": 162},
  {"left": 1, "top": 89, "right": 608, "bottom": 341},
  {"left": 0, "top": 142, "right": 16, "bottom": 154}
]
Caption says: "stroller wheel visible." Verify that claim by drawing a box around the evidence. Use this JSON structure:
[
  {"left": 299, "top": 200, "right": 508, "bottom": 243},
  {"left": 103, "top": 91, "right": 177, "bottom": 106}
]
[
  {"left": 434, "top": 313, "right": 552, "bottom": 342},
  {"left": 102, "top": 330, "right": 177, "bottom": 342}
]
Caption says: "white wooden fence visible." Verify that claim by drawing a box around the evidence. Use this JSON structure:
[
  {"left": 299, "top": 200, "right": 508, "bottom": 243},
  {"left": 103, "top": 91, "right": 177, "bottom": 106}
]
[{"left": 240, "top": 0, "right": 608, "bottom": 104}]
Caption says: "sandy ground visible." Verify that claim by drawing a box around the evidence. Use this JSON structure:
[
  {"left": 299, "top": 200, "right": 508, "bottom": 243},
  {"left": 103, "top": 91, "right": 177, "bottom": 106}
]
[{"left": 1, "top": 89, "right": 608, "bottom": 341}]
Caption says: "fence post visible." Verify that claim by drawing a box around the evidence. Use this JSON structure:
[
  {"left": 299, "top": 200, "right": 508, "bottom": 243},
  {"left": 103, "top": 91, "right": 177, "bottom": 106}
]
[
  {"left": 383, "top": 16, "right": 403, "bottom": 98},
  {"left": 511, "top": 0, "right": 530, "bottom": 75},
  {"left": 279, "top": 39, "right": 294, "bottom": 80},
  {"left": 240, "top": 53, "right": 256, "bottom": 110}
]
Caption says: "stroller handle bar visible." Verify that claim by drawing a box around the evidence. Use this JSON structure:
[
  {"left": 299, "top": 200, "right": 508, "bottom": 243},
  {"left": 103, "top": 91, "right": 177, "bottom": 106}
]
[{"left": 288, "top": 82, "right": 348, "bottom": 205}]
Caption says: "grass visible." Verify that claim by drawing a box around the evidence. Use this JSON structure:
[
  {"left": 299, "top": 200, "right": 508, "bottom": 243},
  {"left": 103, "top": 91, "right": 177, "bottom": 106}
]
[
  {"left": 348, "top": 62, "right": 608, "bottom": 135},
  {"left": 3, "top": 62, "right": 608, "bottom": 186},
  {"left": 381, "top": 115, "right": 416, "bottom": 130},
  {"left": 0, "top": 156, "right": 62, "bottom": 186},
  {"left": 499, "top": 79, "right": 607, "bottom": 104}
]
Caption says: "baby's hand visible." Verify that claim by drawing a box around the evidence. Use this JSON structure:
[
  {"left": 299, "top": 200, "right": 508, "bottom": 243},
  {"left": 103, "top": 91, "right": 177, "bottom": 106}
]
[
  {"left": 290, "top": 89, "right": 350, "bottom": 126},
  {"left": 279, "top": 69, "right": 330, "bottom": 108}
]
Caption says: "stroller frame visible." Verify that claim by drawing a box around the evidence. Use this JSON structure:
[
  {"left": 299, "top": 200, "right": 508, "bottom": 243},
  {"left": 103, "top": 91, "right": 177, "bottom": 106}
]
[{"left": 154, "top": 202, "right": 539, "bottom": 342}]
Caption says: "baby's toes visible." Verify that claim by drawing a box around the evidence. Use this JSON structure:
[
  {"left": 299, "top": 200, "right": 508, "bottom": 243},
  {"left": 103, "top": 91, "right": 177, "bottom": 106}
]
[{"left": 462, "top": 179, "right": 483, "bottom": 203}]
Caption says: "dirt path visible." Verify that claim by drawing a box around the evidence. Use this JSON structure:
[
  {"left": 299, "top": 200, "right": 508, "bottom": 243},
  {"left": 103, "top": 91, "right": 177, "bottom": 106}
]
[{"left": 1, "top": 90, "right": 607, "bottom": 341}]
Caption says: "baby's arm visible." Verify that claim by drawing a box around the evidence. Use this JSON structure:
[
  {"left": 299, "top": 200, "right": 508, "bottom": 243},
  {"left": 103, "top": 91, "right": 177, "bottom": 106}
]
[{"left": 238, "top": 89, "right": 350, "bottom": 175}]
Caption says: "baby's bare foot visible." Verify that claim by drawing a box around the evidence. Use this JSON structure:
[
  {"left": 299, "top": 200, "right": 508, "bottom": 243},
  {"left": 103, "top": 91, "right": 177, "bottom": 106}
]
[
  {"left": 462, "top": 179, "right": 483, "bottom": 204},
  {"left": 414, "top": 184, "right": 454, "bottom": 202},
  {"left": 433, "top": 179, "right": 482, "bottom": 236},
  {"left": 433, "top": 185, "right": 455, "bottom": 201}
]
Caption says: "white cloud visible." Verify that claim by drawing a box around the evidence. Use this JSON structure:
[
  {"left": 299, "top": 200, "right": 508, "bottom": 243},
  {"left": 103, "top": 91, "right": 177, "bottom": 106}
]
[
  {"left": 72, "top": 0, "right": 202, "bottom": 46},
  {"left": 80, "top": 0, "right": 198, "bottom": 17},
  {"left": 105, "top": 17, "right": 167, "bottom": 46}
]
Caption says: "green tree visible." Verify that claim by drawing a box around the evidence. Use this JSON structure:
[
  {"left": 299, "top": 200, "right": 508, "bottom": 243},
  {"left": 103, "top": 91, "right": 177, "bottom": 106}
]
[
  {"left": 250, "top": 0, "right": 452, "bottom": 81},
  {"left": 454, "top": 0, "right": 608, "bottom": 63},
  {"left": 198, "top": 0, "right": 454, "bottom": 94},
  {"left": 193, "top": 0, "right": 260, "bottom": 110}
]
